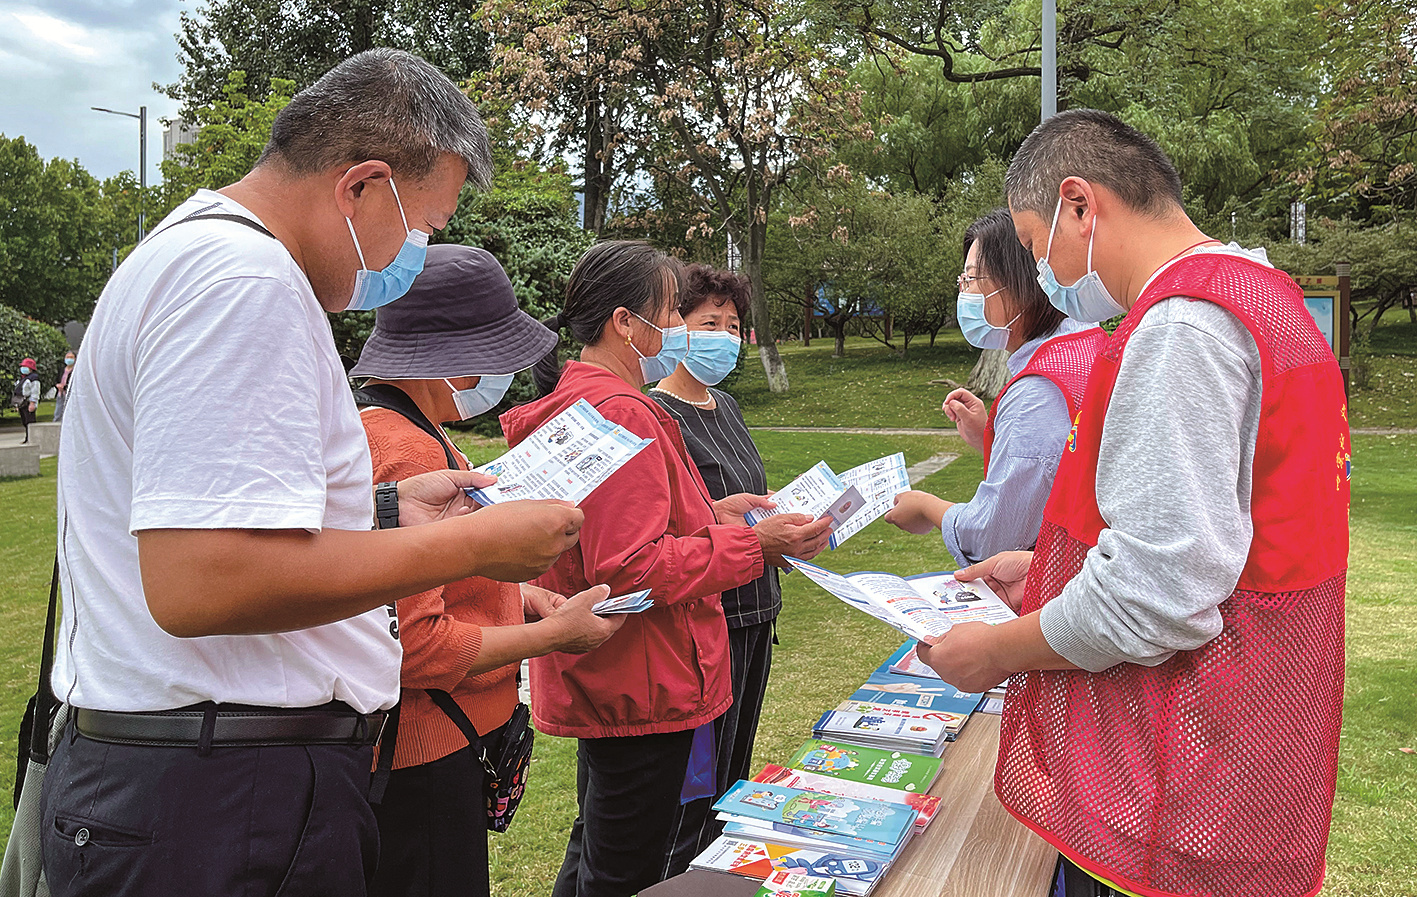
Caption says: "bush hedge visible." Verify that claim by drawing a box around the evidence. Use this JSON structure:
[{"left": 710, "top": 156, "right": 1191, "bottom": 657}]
[{"left": 1, "top": 304, "right": 69, "bottom": 404}]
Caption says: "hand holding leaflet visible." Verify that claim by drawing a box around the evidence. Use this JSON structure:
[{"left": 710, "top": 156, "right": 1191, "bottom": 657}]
[
  {"left": 466, "top": 399, "right": 652, "bottom": 506},
  {"left": 785, "top": 560, "right": 1016, "bottom": 641}
]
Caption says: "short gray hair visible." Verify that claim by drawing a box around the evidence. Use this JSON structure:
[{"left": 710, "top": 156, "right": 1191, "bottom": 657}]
[
  {"left": 259, "top": 48, "right": 493, "bottom": 189},
  {"left": 1005, "top": 109, "right": 1183, "bottom": 219}
]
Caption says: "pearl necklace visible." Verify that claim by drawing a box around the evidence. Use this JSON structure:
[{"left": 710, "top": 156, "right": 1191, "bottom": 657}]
[{"left": 651, "top": 385, "right": 715, "bottom": 407}]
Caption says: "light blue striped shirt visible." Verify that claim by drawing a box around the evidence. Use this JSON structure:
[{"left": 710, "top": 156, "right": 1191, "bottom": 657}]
[{"left": 941, "top": 319, "right": 1098, "bottom": 567}]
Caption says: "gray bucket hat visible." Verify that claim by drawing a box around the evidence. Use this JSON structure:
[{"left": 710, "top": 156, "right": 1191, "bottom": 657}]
[{"left": 349, "top": 244, "right": 557, "bottom": 379}]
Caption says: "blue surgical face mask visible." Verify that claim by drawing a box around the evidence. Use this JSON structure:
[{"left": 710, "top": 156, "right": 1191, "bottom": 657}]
[
  {"left": 19, "top": 366, "right": 31, "bottom": 375},
  {"left": 1035, "top": 199, "right": 1126, "bottom": 323},
  {"left": 957, "top": 288, "right": 1019, "bottom": 350},
  {"left": 344, "top": 175, "right": 430, "bottom": 312},
  {"left": 682, "top": 330, "right": 741, "bottom": 385},
  {"left": 630, "top": 312, "right": 689, "bottom": 384},
  {"left": 445, "top": 374, "right": 515, "bottom": 421}
]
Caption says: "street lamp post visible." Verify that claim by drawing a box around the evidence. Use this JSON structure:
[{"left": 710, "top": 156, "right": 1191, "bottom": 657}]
[
  {"left": 92, "top": 105, "right": 147, "bottom": 241},
  {"left": 1042, "top": 0, "right": 1057, "bottom": 121}
]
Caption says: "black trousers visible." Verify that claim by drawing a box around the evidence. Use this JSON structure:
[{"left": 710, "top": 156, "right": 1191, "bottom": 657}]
[
  {"left": 40, "top": 720, "right": 378, "bottom": 897},
  {"left": 663, "top": 619, "right": 775, "bottom": 877},
  {"left": 552, "top": 728, "right": 696, "bottom": 897},
  {"left": 369, "top": 725, "right": 502, "bottom": 897}
]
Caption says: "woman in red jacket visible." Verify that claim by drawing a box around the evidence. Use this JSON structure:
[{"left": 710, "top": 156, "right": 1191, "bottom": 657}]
[{"left": 502, "top": 241, "right": 833, "bottom": 897}]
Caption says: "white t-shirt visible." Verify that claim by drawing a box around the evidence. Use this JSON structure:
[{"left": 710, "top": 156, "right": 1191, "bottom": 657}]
[{"left": 53, "top": 190, "right": 400, "bottom": 713}]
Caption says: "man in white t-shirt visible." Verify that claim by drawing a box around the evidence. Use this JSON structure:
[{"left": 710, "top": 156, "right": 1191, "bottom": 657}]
[{"left": 40, "top": 49, "right": 586, "bottom": 897}]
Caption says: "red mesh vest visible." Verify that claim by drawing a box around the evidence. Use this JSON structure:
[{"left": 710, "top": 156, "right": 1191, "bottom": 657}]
[
  {"left": 996, "top": 253, "right": 1349, "bottom": 897},
  {"left": 982, "top": 327, "right": 1107, "bottom": 475}
]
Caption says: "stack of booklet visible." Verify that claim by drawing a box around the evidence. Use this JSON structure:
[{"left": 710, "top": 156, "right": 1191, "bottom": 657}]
[
  {"left": 811, "top": 701, "right": 959, "bottom": 756},
  {"left": 712, "top": 781, "right": 915, "bottom": 886},
  {"left": 690, "top": 638, "right": 995, "bottom": 896}
]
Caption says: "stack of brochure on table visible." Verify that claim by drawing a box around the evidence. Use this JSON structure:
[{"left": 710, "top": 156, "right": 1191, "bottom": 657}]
[
  {"left": 690, "top": 639, "right": 994, "bottom": 896},
  {"left": 710, "top": 781, "right": 915, "bottom": 892}
]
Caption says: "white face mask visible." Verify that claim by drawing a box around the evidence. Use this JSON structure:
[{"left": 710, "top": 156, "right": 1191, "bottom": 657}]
[
  {"left": 1035, "top": 198, "right": 1127, "bottom": 323},
  {"left": 445, "top": 374, "right": 515, "bottom": 420}
]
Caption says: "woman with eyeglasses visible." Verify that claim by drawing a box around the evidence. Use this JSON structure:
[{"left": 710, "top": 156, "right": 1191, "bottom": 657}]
[{"left": 885, "top": 208, "right": 1106, "bottom": 567}]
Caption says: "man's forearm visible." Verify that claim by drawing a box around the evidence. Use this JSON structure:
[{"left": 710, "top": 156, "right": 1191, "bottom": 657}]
[{"left": 139, "top": 512, "right": 524, "bottom": 637}]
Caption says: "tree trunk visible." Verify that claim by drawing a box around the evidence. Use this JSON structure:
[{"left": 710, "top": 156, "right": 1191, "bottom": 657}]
[
  {"left": 966, "top": 348, "right": 1010, "bottom": 400},
  {"left": 582, "top": 92, "right": 609, "bottom": 233},
  {"left": 802, "top": 282, "right": 813, "bottom": 347},
  {"left": 833, "top": 318, "right": 847, "bottom": 357},
  {"left": 743, "top": 220, "right": 787, "bottom": 392}
]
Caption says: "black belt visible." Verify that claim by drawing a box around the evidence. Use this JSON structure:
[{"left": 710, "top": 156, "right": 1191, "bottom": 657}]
[{"left": 74, "top": 704, "right": 387, "bottom": 748}]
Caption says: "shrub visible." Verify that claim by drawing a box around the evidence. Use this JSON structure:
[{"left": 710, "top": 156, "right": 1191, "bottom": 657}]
[{"left": 1, "top": 304, "right": 69, "bottom": 407}]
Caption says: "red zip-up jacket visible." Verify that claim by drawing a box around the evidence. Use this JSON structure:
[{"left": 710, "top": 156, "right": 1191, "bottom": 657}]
[{"left": 500, "top": 361, "right": 766, "bottom": 738}]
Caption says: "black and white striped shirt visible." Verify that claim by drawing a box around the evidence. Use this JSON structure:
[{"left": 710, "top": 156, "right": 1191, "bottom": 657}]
[{"left": 651, "top": 388, "right": 782, "bottom": 629}]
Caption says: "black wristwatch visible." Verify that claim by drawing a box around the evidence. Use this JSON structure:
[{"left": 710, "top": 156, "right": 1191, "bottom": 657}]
[{"left": 375, "top": 481, "right": 400, "bottom": 530}]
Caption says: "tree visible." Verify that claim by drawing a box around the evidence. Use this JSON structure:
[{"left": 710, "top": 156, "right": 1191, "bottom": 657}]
[
  {"left": 767, "top": 173, "right": 949, "bottom": 356},
  {"left": 0, "top": 305, "right": 70, "bottom": 401},
  {"left": 0, "top": 136, "right": 111, "bottom": 325},
  {"left": 166, "top": 0, "right": 491, "bottom": 114},
  {"left": 154, "top": 72, "right": 297, "bottom": 223},
  {"left": 1298, "top": 0, "right": 1417, "bottom": 222}
]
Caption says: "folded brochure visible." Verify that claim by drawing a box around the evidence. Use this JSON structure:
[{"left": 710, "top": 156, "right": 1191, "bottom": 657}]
[
  {"left": 828, "top": 454, "right": 910, "bottom": 549},
  {"left": 467, "top": 399, "right": 651, "bottom": 506},
  {"left": 785, "top": 563, "right": 1016, "bottom": 642},
  {"left": 753, "top": 764, "right": 939, "bottom": 831},
  {"left": 745, "top": 461, "right": 864, "bottom": 533},
  {"left": 785, "top": 739, "right": 941, "bottom": 793},
  {"left": 714, "top": 780, "right": 912, "bottom": 853},
  {"left": 591, "top": 588, "right": 652, "bottom": 615},
  {"left": 756, "top": 870, "right": 837, "bottom": 897}
]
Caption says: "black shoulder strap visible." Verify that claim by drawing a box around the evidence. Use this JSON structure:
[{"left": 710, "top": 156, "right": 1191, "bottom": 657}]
[
  {"left": 176, "top": 212, "right": 277, "bottom": 239},
  {"left": 352, "top": 384, "right": 461, "bottom": 471},
  {"left": 30, "top": 555, "right": 60, "bottom": 763}
]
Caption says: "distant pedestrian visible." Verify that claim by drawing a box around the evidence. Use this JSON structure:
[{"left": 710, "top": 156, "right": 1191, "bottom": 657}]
[
  {"left": 11, "top": 357, "right": 40, "bottom": 442},
  {"left": 53, "top": 351, "right": 75, "bottom": 423}
]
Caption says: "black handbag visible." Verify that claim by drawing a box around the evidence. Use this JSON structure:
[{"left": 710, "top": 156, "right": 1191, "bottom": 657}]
[{"left": 354, "top": 385, "right": 536, "bottom": 832}]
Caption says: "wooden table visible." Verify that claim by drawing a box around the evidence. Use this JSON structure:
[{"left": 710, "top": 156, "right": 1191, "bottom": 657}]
[
  {"left": 647, "top": 713, "right": 1057, "bottom": 897},
  {"left": 872, "top": 713, "right": 1055, "bottom": 897}
]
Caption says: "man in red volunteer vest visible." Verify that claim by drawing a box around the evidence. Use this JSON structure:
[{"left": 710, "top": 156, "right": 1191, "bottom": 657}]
[{"left": 916, "top": 110, "right": 1348, "bottom": 897}]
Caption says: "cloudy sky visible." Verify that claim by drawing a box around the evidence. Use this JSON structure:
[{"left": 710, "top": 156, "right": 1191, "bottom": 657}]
[{"left": 0, "top": 0, "right": 186, "bottom": 182}]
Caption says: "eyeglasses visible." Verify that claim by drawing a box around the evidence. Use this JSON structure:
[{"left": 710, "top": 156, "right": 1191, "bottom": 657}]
[{"left": 957, "top": 271, "right": 989, "bottom": 292}]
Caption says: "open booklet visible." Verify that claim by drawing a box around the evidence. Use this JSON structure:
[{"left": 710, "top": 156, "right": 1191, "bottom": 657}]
[
  {"left": 466, "top": 399, "right": 651, "bottom": 506},
  {"left": 785, "top": 562, "right": 1016, "bottom": 641}
]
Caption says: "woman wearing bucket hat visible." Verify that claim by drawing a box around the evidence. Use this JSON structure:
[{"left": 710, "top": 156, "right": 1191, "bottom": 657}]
[{"left": 350, "top": 244, "right": 625, "bottom": 897}]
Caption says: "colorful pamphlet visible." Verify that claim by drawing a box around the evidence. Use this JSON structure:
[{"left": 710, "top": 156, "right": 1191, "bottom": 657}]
[
  {"left": 746, "top": 461, "right": 865, "bottom": 533},
  {"left": 755, "top": 869, "right": 838, "bottom": 897},
  {"left": 689, "top": 836, "right": 885, "bottom": 896},
  {"left": 829, "top": 454, "right": 910, "bottom": 549},
  {"left": 886, "top": 644, "right": 941, "bottom": 679},
  {"left": 785, "top": 740, "right": 941, "bottom": 794},
  {"left": 785, "top": 563, "right": 1016, "bottom": 642},
  {"left": 812, "top": 701, "right": 963, "bottom": 755},
  {"left": 466, "top": 399, "right": 652, "bottom": 505},
  {"left": 753, "top": 765, "right": 939, "bottom": 831},
  {"left": 850, "top": 642, "right": 985, "bottom": 714},
  {"left": 713, "top": 781, "right": 912, "bottom": 853},
  {"left": 590, "top": 588, "right": 653, "bottom": 615}
]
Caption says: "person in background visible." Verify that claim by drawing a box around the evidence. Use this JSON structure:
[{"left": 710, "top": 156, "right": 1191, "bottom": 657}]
[
  {"left": 349, "top": 244, "right": 624, "bottom": 897},
  {"left": 12, "top": 358, "right": 41, "bottom": 442},
  {"left": 886, "top": 209, "right": 1104, "bottom": 566},
  {"left": 921, "top": 109, "right": 1348, "bottom": 897},
  {"left": 53, "top": 351, "right": 75, "bottom": 423},
  {"left": 648, "top": 264, "right": 780, "bottom": 874},
  {"left": 39, "top": 49, "right": 583, "bottom": 897},
  {"left": 504, "top": 240, "right": 834, "bottom": 897}
]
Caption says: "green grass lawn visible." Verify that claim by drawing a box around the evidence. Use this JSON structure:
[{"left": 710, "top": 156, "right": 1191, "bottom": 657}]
[{"left": 1, "top": 323, "right": 1413, "bottom": 895}]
